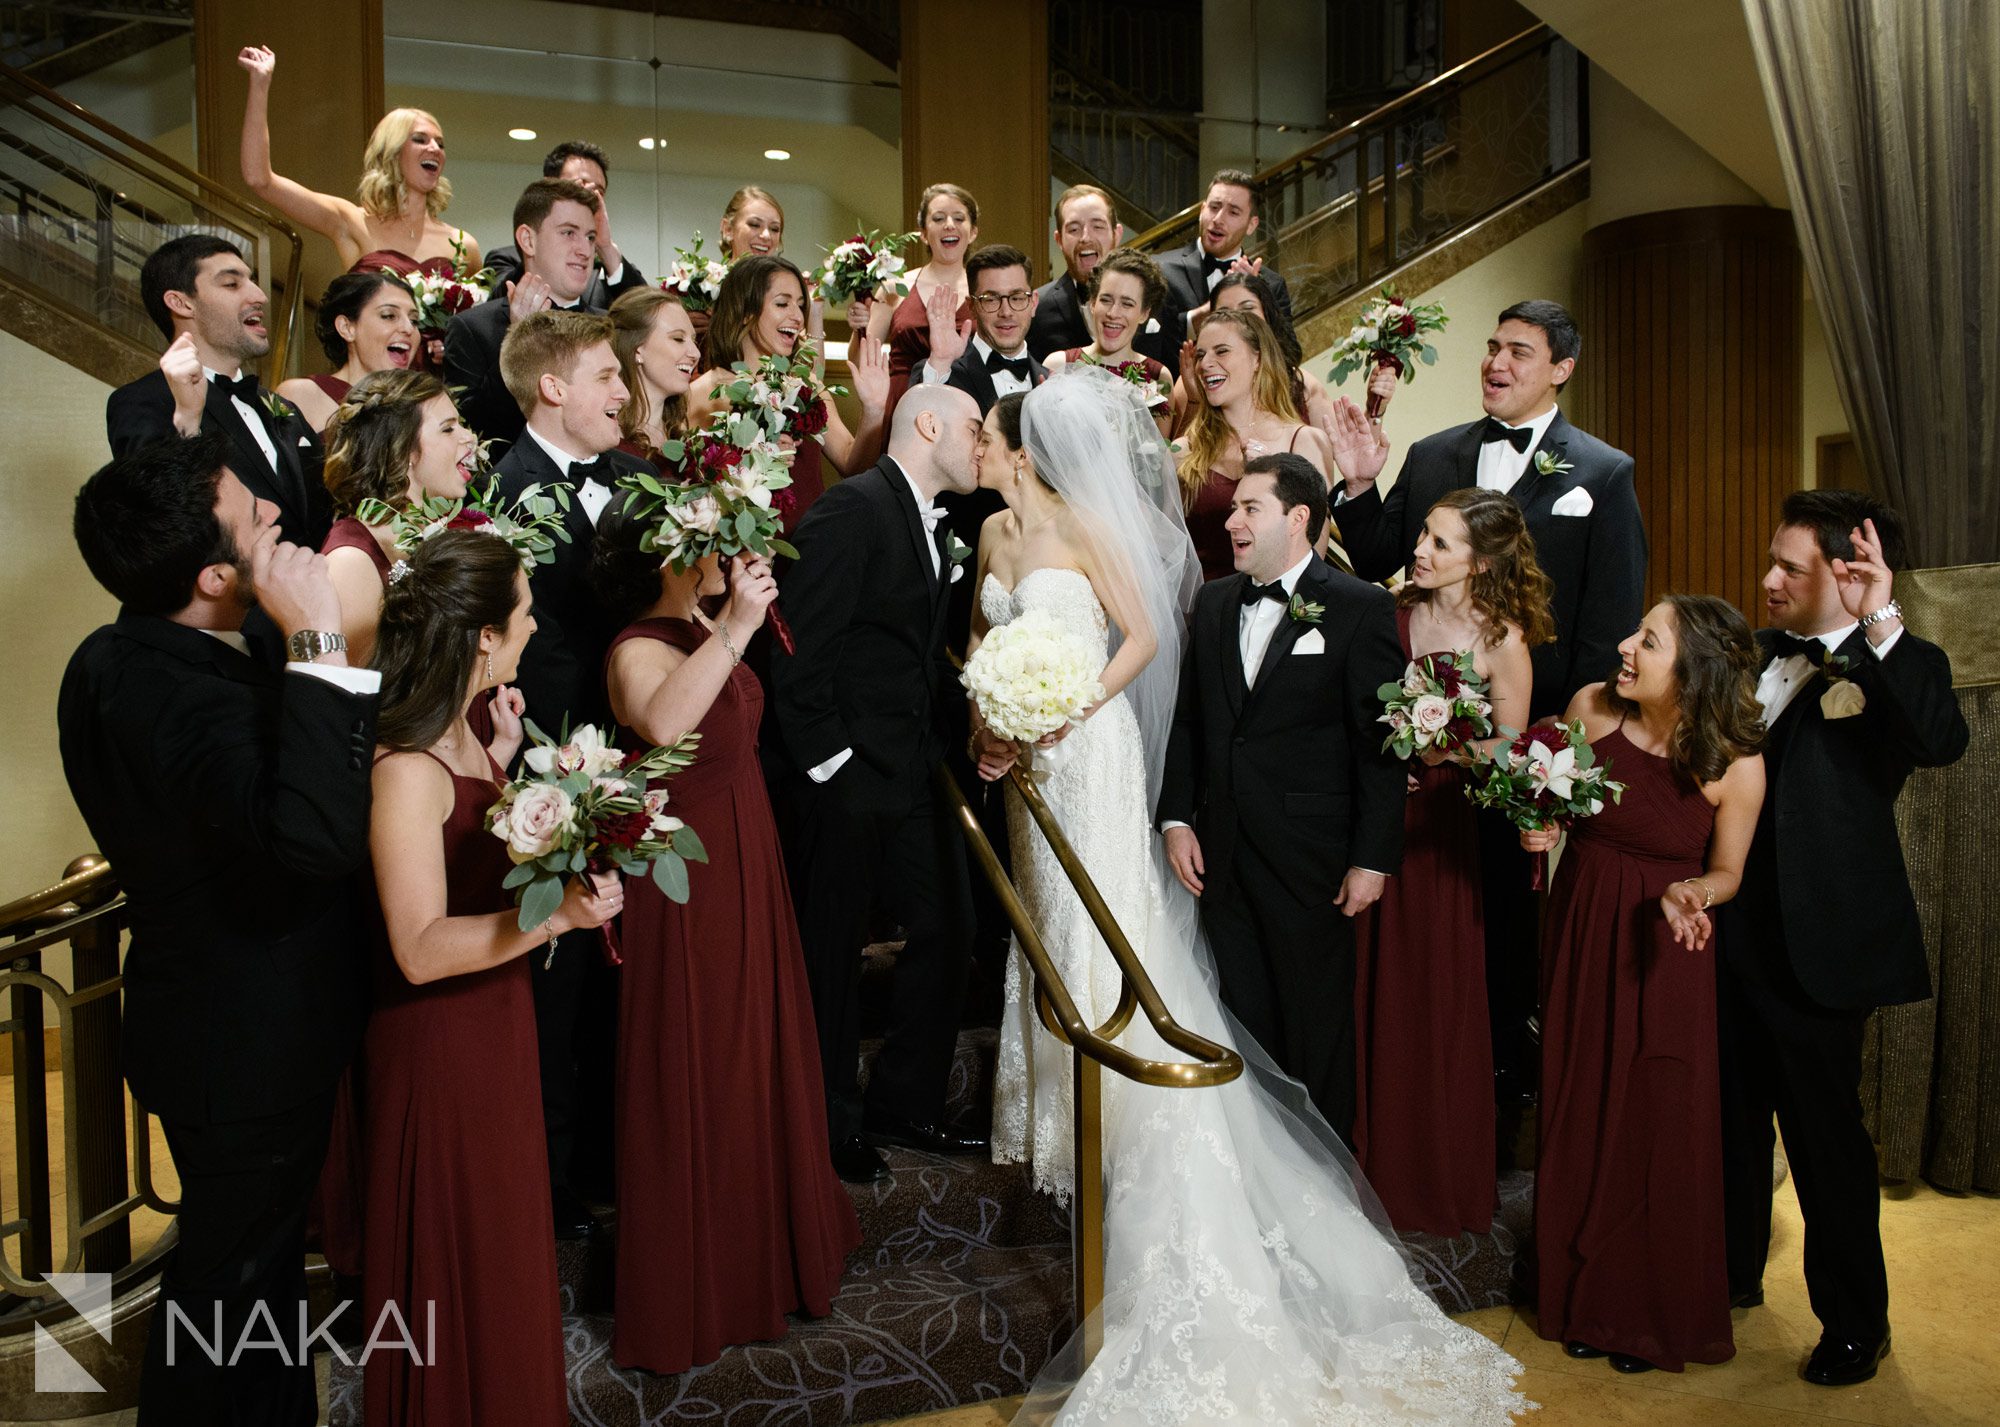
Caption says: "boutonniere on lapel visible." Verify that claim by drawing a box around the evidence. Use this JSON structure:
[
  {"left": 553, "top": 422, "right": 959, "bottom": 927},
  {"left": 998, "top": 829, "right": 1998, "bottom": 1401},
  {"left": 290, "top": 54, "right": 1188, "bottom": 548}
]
[
  {"left": 1533, "top": 449, "right": 1574, "bottom": 478},
  {"left": 1287, "top": 593, "right": 1324, "bottom": 625},
  {"left": 945, "top": 531, "right": 971, "bottom": 583},
  {"left": 1818, "top": 651, "right": 1866, "bottom": 719},
  {"left": 260, "top": 390, "right": 297, "bottom": 425}
]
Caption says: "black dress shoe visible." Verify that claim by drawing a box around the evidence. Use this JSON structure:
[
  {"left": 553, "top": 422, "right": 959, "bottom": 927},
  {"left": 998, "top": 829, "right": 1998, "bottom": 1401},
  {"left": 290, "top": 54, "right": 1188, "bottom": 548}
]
[
  {"left": 1731, "top": 1286, "right": 1765, "bottom": 1309},
  {"left": 1563, "top": 1340, "right": 1607, "bottom": 1359},
  {"left": 863, "top": 1110, "right": 990, "bottom": 1154},
  {"left": 551, "top": 1185, "right": 599, "bottom": 1240},
  {"left": 831, "top": 1135, "right": 889, "bottom": 1184},
  {"left": 1609, "top": 1353, "right": 1658, "bottom": 1374},
  {"left": 1803, "top": 1332, "right": 1890, "bottom": 1386}
]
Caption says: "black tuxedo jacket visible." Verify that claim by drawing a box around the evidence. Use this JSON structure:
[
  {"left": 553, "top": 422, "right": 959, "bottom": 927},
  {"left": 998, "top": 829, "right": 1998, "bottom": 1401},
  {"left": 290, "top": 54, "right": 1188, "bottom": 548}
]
[
  {"left": 938, "top": 343, "right": 1048, "bottom": 417},
  {"left": 106, "top": 370, "right": 332, "bottom": 550},
  {"left": 1158, "top": 555, "right": 1406, "bottom": 905},
  {"left": 1722, "top": 626, "right": 1968, "bottom": 1011},
  {"left": 771, "top": 458, "right": 960, "bottom": 787},
  {"left": 493, "top": 435, "right": 651, "bottom": 742},
  {"left": 1155, "top": 242, "right": 1293, "bottom": 359},
  {"left": 483, "top": 245, "right": 647, "bottom": 313},
  {"left": 1335, "top": 410, "right": 1646, "bottom": 717},
  {"left": 444, "top": 293, "right": 611, "bottom": 452},
  {"left": 57, "top": 614, "right": 377, "bottom": 1124},
  {"left": 1027, "top": 273, "right": 1090, "bottom": 363}
]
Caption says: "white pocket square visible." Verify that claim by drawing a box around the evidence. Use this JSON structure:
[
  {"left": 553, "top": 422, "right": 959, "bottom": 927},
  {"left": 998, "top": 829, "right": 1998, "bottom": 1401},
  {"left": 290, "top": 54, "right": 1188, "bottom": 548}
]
[
  {"left": 1293, "top": 629, "right": 1326, "bottom": 655},
  {"left": 1551, "top": 487, "right": 1593, "bottom": 517},
  {"left": 949, "top": 563, "right": 965, "bottom": 583},
  {"left": 297, "top": 436, "right": 312, "bottom": 447}
]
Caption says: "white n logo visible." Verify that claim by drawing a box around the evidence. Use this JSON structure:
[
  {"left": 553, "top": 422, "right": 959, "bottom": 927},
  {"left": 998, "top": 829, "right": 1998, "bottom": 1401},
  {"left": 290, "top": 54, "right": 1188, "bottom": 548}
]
[{"left": 34, "top": 1272, "right": 112, "bottom": 1394}]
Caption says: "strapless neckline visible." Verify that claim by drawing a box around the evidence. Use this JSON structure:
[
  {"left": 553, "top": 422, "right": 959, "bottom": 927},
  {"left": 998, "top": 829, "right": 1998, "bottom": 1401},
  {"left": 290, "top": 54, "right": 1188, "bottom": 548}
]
[{"left": 981, "top": 566, "right": 1092, "bottom": 599}]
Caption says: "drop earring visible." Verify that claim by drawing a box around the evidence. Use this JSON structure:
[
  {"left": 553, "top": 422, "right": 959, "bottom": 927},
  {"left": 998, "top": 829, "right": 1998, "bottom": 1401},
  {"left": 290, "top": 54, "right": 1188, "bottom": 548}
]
[{"left": 485, "top": 653, "right": 495, "bottom": 685}]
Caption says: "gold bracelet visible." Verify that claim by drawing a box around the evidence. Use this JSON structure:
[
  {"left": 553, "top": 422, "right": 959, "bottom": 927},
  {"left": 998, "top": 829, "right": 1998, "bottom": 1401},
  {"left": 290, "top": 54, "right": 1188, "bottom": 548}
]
[{"left": 1681, "top": 876, "right": 1715, "bottom": 911}]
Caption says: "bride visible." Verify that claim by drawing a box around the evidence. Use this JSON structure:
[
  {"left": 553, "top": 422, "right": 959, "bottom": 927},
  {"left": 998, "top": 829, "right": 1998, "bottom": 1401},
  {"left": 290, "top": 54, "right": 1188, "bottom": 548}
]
[{"left": 965, "top": 369, "right": 1530, "bottom": 1424}]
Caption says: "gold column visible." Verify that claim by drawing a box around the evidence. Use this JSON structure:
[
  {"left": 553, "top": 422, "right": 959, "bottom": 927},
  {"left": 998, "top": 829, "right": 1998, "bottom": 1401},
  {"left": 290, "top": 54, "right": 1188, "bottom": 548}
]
[{"left": 900, "top": 0, "right": 1050, "bottom": 280}]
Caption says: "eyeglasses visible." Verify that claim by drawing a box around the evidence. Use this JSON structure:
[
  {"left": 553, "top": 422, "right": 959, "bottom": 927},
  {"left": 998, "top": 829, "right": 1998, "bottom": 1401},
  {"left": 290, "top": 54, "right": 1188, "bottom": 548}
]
[{"left": 971, "top": 291, "right": 1033, "bottom": 312}]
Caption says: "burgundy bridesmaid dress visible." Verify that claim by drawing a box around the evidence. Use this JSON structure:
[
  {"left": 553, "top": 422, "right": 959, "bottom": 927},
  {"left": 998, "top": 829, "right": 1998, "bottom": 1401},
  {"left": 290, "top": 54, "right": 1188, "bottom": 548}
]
[
  {"left": 883, "top": 283, "right": 970, "bottom": 423},
  {"left": 1352, "top": 605, "right": 1497, "bottom": 1236},
  {"left": 362, "top": 752, "right": 567, "bottom": 1426},
  {"left": 1534, "top": 723, "right": 1733, "bottom": 1370},
  {"left": 606, "top": 618, "right": 859, "bottom": 1373}
]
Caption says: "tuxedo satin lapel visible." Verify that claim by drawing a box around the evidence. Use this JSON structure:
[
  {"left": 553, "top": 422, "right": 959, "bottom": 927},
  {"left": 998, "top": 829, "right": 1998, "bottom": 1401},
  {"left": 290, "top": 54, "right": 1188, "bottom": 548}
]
[
  {"left": 1217, "top": 580, "right": 1248, "bottom": 717},
  {"left": 206, "top": 384, "right": 279, "bottom": 497},
  {"left": 1506, "top": 409, "right": 1572, "bottom": 508},
  {"left": 1244, "top": 560, "right": 1327, "bottom": 710},
  {"left": 268, "top": 404, "right": 310, "bottom": 514},
  {"left": 890, "top": 469, "right": 941, "bottom": 598}
]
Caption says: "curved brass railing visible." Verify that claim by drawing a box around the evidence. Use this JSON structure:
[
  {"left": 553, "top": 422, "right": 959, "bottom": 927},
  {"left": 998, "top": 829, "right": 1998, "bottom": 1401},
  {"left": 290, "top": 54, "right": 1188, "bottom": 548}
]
[{"left": 937, "top": 761, "right": 1240, "bottom": 1346}]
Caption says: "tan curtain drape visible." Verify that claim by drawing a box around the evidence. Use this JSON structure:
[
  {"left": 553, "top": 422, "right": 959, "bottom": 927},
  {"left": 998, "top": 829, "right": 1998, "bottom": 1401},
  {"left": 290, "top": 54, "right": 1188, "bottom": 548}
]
[{"left": 1741, "top": 0, "right": 1999, "bottom": 566}]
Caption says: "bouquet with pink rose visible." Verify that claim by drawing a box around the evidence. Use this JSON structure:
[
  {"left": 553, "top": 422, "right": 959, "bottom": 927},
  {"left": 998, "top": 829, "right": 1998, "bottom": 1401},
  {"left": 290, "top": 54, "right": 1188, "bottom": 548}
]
[
  {"left": 488, "top": 720, "right": 706, "bottom": 962},
  {"left": 1377, "top": 650, "right": 1493, "bottom": 760},
  {"left": 1465, "top": 718, "right": 1625, "bottom": 889}
]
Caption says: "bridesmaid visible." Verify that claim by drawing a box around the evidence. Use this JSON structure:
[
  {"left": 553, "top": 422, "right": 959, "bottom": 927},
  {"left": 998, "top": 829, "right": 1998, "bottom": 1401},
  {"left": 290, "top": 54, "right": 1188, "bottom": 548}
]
[
  {"left": 1528, "top": 594, "right": 1766, "bottom": 1373},
  {"left": 592, "top": 509, "right": 860, "bottom": 1372},
  {"left": 320, "top": 370, "right": 478, "bottom": 665},
  {"left": 1351, "top": 488, "right": 1552, "bottom": 1236},
  {"left": 1041, "top": 248, "right": 1174, "bottom": 436},
  {"left": 719, "top": 184, "right": 785, "bottom": 259},
  {"left": 364, "top": 531, "right": 622, "bottom": 1426},
  {"left": 687, "top": 255, "right": 888, "bottom": 529},
  {"left": 867, "top": 182, "right": 977, "bottom": 419},
  {"left": 1172, "top": 308, "right": 1335, "bottom": 579},
  {"left": 236, "top": 45, "right": 478, "bottom": 274},
  {"left": 609, "top": 288, "right": 700, "bottom": 462},
  {"left": 275, "top": 272, "right": 418, "bottom": 432}
]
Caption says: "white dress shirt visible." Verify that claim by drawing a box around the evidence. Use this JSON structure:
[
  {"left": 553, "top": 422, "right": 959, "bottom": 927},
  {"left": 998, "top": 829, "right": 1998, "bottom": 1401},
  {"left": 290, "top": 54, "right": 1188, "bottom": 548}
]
[
  {"left": 1203, "top": 249, "right": 1243, "bottom": 291},
  {"left": 200, "top": 628, "right": 383, "bottom": 695},
  {"left": 1476, "top": 403, "right": 1561, "bottom": 494},
  {"left": 807, "top": 457, "right": 936, "bottom": 785},
  {"left": 1756, "top": 620, "right": 1903, "bottom": 724},
  {"left": 522, "top": 423, "right": 612, "bottom": 525},
  {"left": 204, "top": 366, "right": 280, "bottom": 473},
  {"left": 922, "top": 335, "right": 1034, "bottom": 395}
]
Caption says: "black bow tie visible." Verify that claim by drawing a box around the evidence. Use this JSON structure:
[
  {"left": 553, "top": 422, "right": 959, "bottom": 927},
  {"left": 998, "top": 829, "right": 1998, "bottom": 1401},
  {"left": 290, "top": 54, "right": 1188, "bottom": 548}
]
[
  {"left": 1201, "top": 252, "right": 1232, "bottom": 277},
  {"left": 211, "top": 371, "right": 260, "bottom": 405},
  {"left": 1479, "top": 417, "right": 1534, "bottom": 453},
  {"left": 1770, "top": 631, "right": 1828, "bottom": 666},
  {"left": 985, "top": 349, "right": 1031, "bottom": 381},
  {"left": 571, "top": 456, "right": 614, "bottom": 488},
  {"left": 1240, "top": 578, "right": 1288, "bottom": 607}
]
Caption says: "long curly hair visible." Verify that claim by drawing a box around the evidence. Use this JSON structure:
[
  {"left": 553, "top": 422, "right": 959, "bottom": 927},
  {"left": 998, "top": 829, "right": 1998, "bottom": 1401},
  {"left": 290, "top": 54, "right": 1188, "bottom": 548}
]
[
  {"left": 1398, "top": 488, "right": 1556, "bottom": 649},
  {"left": 356, "top": 109, "right": 451, "bottom": 221},
  {"left": 322, "top": 369, "right": 449, "bottom": 516},
  {"left": 375, "top": 531, "right": 523, "bottom": 752},
  {"left": 1609, "top": 593, "right": 1767, "bottom": 786},
  {"left": 1175, "top": 307, "right": 1301, "bottom": 508}
]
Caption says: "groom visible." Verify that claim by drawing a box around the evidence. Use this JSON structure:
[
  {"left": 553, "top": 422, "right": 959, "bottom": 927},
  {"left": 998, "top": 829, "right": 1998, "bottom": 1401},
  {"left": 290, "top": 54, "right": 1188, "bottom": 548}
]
[
  {"left": 774, "top": 383, "right": 986, "bottom": 1183},
  {"left": 1158, "top": 453, "right": 1406, "bottom": 1142}
]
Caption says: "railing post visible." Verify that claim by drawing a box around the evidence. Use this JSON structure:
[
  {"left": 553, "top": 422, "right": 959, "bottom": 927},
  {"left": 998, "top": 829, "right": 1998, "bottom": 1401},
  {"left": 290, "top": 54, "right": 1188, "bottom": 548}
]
[
  {"left": 6, "top": 945, "right": 53, "bottom": 1281},
  {"left": 69, "top": 915, "right": 131, "bottom": 1273},
  {"left": 1071, "top": 1043, "right": 1104, "bottom": 1362},
  {"left": 1381, "top": 123, "right": 1399, "bottom": 275}
]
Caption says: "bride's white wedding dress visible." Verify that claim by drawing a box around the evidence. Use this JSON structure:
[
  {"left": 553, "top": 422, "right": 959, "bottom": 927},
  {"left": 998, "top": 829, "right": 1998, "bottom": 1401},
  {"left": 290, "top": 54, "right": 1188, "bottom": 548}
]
[{"left": 982, "top": 565, "right": 1530, "bottom": 1425}]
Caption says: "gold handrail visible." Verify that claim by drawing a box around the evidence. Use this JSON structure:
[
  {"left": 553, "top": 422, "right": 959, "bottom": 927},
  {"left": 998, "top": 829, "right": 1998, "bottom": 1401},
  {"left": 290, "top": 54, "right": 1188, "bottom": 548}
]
[
  {"left": 0, "top": 855, "right": 116, "bottom": 937},
  {"left": 0, "top": 59, "right": 307, "bottom": 373},
  {"left": 1127, "top": 23, "right": 1556, "bottom": 252}
]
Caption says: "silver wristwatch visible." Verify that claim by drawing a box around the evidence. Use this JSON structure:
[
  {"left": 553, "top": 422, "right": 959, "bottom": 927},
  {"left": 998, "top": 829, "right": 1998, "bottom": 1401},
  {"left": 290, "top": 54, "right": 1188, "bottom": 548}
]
[
  {"left": 1857, "top": 601, "right": 1902, "bottom": 631},
  {"left": 286, "top": 629, "right": 348, "bottom": 663}
]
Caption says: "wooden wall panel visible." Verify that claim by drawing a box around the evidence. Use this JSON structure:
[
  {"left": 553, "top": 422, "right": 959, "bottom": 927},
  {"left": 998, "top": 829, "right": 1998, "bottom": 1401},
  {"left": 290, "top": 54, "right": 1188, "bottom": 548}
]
[{"left": 1575, "top": 206, "right": 1800, "bottom": 624}]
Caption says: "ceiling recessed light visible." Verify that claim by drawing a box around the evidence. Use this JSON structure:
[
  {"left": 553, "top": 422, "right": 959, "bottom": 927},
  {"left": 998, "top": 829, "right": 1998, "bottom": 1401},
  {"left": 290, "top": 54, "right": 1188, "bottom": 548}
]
[
  {"left": 639, "top": 137, "right": 663, "bottom": 151},
  {"left": 763, "top": 148, "right": 791, "bottom": 161},
  {"left": 508, "top": 127, "right": 538, "bottom": 141}
]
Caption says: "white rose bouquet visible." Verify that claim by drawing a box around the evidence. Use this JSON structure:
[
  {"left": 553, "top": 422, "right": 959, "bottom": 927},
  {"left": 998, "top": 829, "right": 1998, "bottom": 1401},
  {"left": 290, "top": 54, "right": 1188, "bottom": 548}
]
[
  {"left": 961, "top": 611, "right": 1107, "bottom": 762},
  {"left": 1465, "top": 718, "right": 1625, "bottom": 889},
  {"left": 659, "top": 230, "right": 732, "bottom": 314},
  {"left": 1377, "top": 650, "right": 1493, "bottom": 760},
  {"left": 488, "top": 721, "right": 707, "bottom": 957},
  {"left": 1326, "top": 286, "right": 1448, "bottom": 419},
  {"left": 817, "top": 228, "right": 921, "bottom": 306}
]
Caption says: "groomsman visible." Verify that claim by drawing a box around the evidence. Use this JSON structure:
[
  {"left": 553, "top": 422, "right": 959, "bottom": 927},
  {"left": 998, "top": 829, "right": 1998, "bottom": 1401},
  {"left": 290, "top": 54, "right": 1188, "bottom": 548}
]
[
  {"left": 1330, "top": 298, "right": 1646, "bottom": 1100},
  {"left": 1027, "top": 184, "right": 1121, "bottom": 362},
  {"left": 107, "top": 234, "right": 331, "bottom": 548},
  {"left": 1158, "top": 453, "right": 1405, "bottom": 1141},
  {"left": 483, "top": 140, "right": 648, "bottom": 311},
  {"left": 492, "top": 309, "right": 653, "bottom": 1237},
  {"left": 444, "top": 177, "right": 606, "bottom": 451},
  {"left": 1719, "top": 492, "right": 1967, "bottom": 1386},
  {"left": 61, "top": 434, "right": 378, "bottom": 1424},
  {"left": 1155, "top": 169, "right": 1293, "bottom": 358}
]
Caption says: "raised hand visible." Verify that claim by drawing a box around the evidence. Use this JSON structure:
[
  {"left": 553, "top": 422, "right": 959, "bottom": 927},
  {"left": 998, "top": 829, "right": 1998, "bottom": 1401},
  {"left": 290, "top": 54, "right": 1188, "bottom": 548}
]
[
  {"left": 1228, "top": 255, "right": 1265, "bottom": 280},
  {"left": 721, "top": 554, "right": 779, "bottom": 644},
  {"left": 506, "top": 274, "right": 553, "bottom": 323},
  {"left": 1325, "top": 396, "right": 1388, "bottom": 490},
  {"left": 1661, "top": 882, "right": 1713, "bottom": 950},
  {"left": 251, "top": 529, "right": 343, "bottom": 643},
  {"left": 1164, "top": 825, "right": 1205, "bottom": 896},
  {"left": 1365, "top": 359, "right": 1399, "bottom": 415},
  {"left": 926, "top": 283, "right": 971, "bottom": 370},
  {"left": 590, "top": 189, "right": 621, "bottom": 273},
  {"left": 485, "top": 683, "right": 526, "bottom": 765},
  {"left": 845, "top": 297, "right": 873, "bottom": 334},
  {"left": 1177, "top": 338, "right": 1199, "bottom": 397},
  {"left": 1334, "top": 866, "right": 1386, "bottom": 917},
  {"left": 1831, "top": 518, "right": 1896, "bottom": 625},
  {"left": 236, "top": 44, "right": 275, "bottom": 82},
  {"left": 160, "top": 333, "right": 207, "bottom": 434},
  {"left": 847, "top": 326, "right": 890, "bottom": 410}
]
